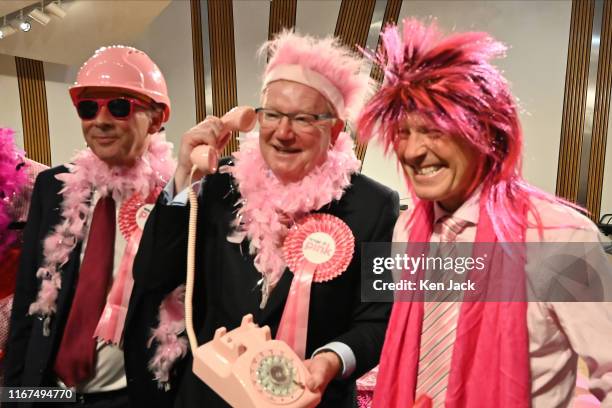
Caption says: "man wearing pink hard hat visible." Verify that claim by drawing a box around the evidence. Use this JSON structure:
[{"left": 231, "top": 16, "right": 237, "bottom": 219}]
[{"left": 3, "top": 46, "right": 175, "bottom": 408}]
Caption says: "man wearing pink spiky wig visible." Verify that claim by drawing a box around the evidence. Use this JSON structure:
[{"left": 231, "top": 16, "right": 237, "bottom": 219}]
[
  {"left": 3, "top": 47, "right": 176, "bottom": 408},
  {"left": 126, "top": 31, "right": 399, "bottom": 407},
  {"left": 357, "top": 19, "right": 612, "bottom": 408}
]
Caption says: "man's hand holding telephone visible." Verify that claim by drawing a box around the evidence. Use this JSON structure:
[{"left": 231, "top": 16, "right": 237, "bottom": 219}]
[{"left": 174, "top": 107, "right": 257, "bottom": 193}]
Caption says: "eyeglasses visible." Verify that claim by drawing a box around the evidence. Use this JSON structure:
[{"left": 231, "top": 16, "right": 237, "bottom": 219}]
[
  {"left": 255, "top": 108, "right": 335, "bottom": 132},
  {"left": 75, "top": 97, "right": 151, "bottom": 120}
]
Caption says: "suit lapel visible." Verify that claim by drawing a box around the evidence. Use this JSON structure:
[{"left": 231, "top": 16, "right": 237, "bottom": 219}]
[
  {"left": 48, "top": 246, "right": 81, "bottom": 336},
  {"left": 257, "top": 268, "right": 292, "bottom": 326}
]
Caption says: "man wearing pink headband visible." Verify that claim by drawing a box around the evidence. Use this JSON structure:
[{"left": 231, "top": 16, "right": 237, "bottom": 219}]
[
  {"left": 126, "top": 31, "right": 398, "bottom": 407},
  {"left": 357, "top": 19, "right": 612, "bottom": 407},
  {"left": 3, "top": 46, "right": 175, "bottom": 408}
]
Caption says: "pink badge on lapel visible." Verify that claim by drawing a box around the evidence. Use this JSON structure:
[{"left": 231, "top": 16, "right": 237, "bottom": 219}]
[{"left": 118, "top": 188, "right": 160, "bottom": 239}]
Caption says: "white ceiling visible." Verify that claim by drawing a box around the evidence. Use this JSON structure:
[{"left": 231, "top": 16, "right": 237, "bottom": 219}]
[{"left": 0, "top": 0, "right": 171, "bottom": 66}]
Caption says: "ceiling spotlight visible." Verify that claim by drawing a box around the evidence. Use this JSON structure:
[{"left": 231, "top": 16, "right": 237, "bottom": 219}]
[
  {"left": 28, "top": 8, "right": 51, "bottom": 26},
  {"left": 0, "top": 17, "right": 16, "bottom": 39},
  {"left": 45, "top": 1, "right": 67, "bottom": 19},
  {"left": 15, "top": 11, "right": 31, "bottom": 32},
  {"left": 19, "top": 20, "right": 31, "bottom": 32}
]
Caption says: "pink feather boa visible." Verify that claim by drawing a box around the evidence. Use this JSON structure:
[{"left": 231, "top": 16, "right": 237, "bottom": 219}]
[
  {"left": 28, "top": 132, "right": 175, "bottom": 326},
  {"left": 0, "top": 128, "right": 27, "bottom": 258},
  {"left": 148, "top": 130, "right": 360, "bottom": 388}
]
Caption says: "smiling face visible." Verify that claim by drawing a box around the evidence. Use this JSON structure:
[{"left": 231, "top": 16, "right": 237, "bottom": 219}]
[
  {"left": 394, "top": 114, "right": 485, "bottom": 212},
  {"left": 259, "top": 80, "right": 339, "bottom": 184},
  {"left": 79, "top": 87, "right": 162, "bottom": 167}
]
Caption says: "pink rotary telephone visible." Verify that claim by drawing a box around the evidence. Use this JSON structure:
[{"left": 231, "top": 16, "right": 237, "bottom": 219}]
[
  {"left": 193, "top": 314, "right": 321, "bottom": 408},
  {"left": 185, "top": 108, "right": 321, "bottom": 407}
]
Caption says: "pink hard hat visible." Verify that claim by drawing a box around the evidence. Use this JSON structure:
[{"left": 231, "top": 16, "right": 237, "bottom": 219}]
[{"left": 69, "top": 45, "right": 171, "bottom": 122}]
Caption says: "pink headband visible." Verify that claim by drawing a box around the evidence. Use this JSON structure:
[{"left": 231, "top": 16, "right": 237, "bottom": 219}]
[
  {"left": 262, "top": 64, "right": 345, "bottom": 116},
  {"left": 260, "top": 30, "right": 370, "bottom": 122}
]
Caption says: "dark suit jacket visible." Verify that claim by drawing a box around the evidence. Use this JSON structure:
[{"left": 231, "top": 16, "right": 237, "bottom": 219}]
[
  {"left": 125, "top": 168, "right": 399, "bottom": 408},
  {"left": 2, "top": 166, "right": 84, "bottom": 407}
]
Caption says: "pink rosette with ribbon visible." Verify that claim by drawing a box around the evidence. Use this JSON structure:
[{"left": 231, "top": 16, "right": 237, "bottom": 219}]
[
  {"left": 94, "top": 187, "right": 160, "bottom": 345},
  {"left": 276, "top": 213, "right": 354, "bottom": 358}
]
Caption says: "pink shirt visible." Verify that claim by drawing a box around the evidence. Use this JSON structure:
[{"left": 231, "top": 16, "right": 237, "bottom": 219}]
[{"left": 393, "top": 191, "right": 612, "bottom": 407}]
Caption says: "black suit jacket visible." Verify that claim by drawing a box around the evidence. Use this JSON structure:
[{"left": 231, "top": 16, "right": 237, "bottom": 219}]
[
  {"left": 125, "top": 168, "right": 399, "bottom": 408},
  {"left": 3, "top": 166, "right": 84, "bottom": 407}
]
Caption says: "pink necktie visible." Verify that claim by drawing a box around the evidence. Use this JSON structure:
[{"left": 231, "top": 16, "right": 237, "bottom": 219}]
[
  {"left": 415, "top": 215, "right": 470, "bottom": 406},
  {"left": 54, "top": 196, "right": 115, "bottom": 387}
]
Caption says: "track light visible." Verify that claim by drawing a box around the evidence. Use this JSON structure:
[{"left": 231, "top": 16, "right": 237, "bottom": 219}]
[
  {"left": 29, "top": 8, "right": 51, "bottom": 26},
  {"left": 2, "top": 0, "right": 70, "bottom": 38},
  {"left": 45, "top": 1, "right": 67, "bottom": 19},
  {"left": 19, "top": 20, "right": 31, "bottom": 32},
  {"left": 15, "top": 11, "right": 31, "bottom": 32},
  {"left": 0, "top": 17, "right": 16, "bottom": 39}
]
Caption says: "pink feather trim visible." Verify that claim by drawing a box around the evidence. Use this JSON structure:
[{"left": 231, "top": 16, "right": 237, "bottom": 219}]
[
  {"left": 147, "top": 285, "right": 188, "bottom": 390},
  {"left": 28, "top": 132, "right": 175, "bottom": 322}
]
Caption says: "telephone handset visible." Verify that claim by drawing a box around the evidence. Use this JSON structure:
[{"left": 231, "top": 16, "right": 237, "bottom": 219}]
[
  {"left": 185, "top": 108, "right": 321, "bottom": 407},
  {"left": 189, "top": 106, "right": 258, "bottom": 173}
]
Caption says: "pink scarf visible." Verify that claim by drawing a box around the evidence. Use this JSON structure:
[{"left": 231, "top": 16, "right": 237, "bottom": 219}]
[
  {"left": 372, "top": 192, "right": 530, "bottom": 407},
  {"left": 28, "top": 132, "right": 175, "bottom": 342}
]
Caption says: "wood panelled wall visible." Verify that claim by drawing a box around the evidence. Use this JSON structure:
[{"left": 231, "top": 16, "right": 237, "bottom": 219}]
[
  {"left": 207, "top": 0, "right": 239, "bottom": 156},
  {"left": 269, "top": 0, "right": 297, "bottom": 40},
  {"left": 556, "top": 0, "right": 594, "bottom": 203},
  {"left": 585, "top": 0, "right": 612, "bottom": 221},
  {"left": 334, "top": 0, "right": 376, "bottom": 52},
  {"left": 370, "top": 0, "right": 402, "bottom": 84},
  {"left": 357, "top": 0, "right": 403, "bottom": 163},
  {"left": 15, "top": 57, "right": 51, "bottom": 166},
  {"left": 334, "top": 0, "right": 376, "bottom": 165},
  {"left": 190, "top": 0, "right": 207, "bottom": 123},
  {"left": 333, "top": 0, "right": 402, "bottom": 164}
]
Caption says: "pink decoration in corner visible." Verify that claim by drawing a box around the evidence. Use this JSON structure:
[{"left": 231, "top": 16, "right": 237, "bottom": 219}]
[
  {"left": 574, "top": 373, "right": 601, "bottom": 408},
  {"left": 0, "top": 127, "right": 27, "bottom": 258},
  {"left": 356, "top": 365, "right": 379, "bottom": 408}
]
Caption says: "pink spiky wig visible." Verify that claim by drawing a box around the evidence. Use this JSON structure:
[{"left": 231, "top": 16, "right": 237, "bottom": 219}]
[
  {"left": 357, "top": 19, "right": 578, "bottom": 241},
  {"left": 260, "top": 30, "right": 371, "bottom": 122}
]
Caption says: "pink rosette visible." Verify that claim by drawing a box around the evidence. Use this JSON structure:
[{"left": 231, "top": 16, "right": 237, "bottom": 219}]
[
  {"left": 277, "top": 213, "right": 354, "bottom": 358},
  {"left": 118, "top": 187, "right": 161, "bottom": 240},
  {"left": 284, "top": 213, "right": 354, "bottom": 283}
]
